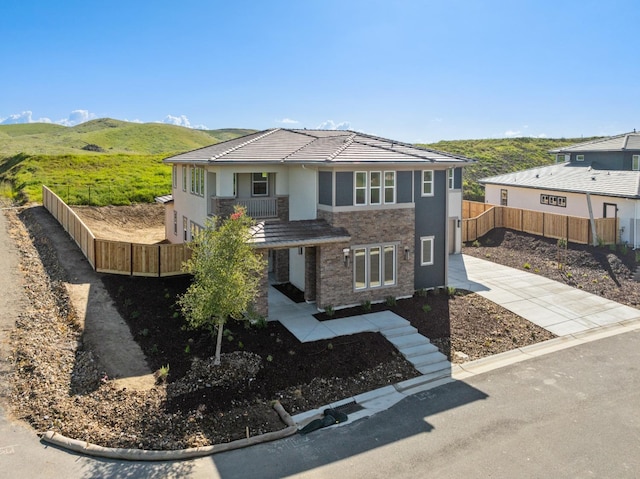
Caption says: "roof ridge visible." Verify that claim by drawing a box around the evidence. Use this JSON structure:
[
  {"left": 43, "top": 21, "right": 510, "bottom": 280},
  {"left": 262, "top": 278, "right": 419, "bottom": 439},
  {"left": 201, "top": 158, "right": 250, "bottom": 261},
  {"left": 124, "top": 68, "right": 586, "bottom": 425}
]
[
  {"left": 551, "top": 132, "right": 635, "bottom": 152},
  {"left": 326, "top": 133, "right": 356, "bottom": 161},
  {"left": 280, "top": 132, "right": 321, "bottom": 161},
  {"left": 211, "top": 128, "right": 280, "bottom": 160}
]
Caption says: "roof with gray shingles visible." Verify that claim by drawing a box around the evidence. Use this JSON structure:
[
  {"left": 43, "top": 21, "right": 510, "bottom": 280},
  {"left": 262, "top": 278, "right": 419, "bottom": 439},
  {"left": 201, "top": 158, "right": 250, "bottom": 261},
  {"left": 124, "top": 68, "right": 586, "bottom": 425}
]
[
  {"left": 550, "top": 131, "right": 640, "bottom": 153},
  {"left": 164, "top": 129, "right": 474, "bottom": 166},
  {"left": 480, "top": 163, "right": 640, "bottom": 199},
  {"left": 249, "top": 219, "right": 350, "bottom": 249}
]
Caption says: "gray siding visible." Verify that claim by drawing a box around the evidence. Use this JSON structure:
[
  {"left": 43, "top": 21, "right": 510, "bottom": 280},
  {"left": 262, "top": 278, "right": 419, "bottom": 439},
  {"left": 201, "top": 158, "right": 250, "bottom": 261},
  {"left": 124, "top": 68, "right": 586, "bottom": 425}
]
[
  {"left": 318, "top": 171, "right": 333, "bottom": 205},
  {"left": 336, "top": 171, "right": 354, "bottom": 206},
  {"left": 572, "top": 152, "right": 624, "bottom": 169},
  {"left": 397, "top": 171, "right": 413, "bottom": 203},
  {"left": 414, "top": 169, "right": 446, "bottom": 289},
  {"left": 454, "top": 168, "right": 462, "bottom": 189}
]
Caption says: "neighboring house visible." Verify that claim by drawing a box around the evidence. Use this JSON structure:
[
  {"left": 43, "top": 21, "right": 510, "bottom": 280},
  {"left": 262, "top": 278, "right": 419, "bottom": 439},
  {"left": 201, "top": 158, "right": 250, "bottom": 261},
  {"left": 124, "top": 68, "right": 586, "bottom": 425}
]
[
  {"left": 480, "top": 131, "right": 640, "bottom": 247},
  {"left": 159, "top": 128, "right": 474, "bottom": 316}
]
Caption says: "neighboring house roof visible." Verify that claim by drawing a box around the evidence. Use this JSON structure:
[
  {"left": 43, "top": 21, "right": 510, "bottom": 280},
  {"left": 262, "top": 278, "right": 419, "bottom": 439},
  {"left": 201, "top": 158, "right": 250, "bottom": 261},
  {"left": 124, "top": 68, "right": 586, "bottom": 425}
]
[
  {"left": 249, "top": 219, "right": 350, "bottom": 249},
  {"left": 164, "top": 129, "right": 474, "bottom": 166},
  {"left": 549, "top": 131, "right": 640, "bottom": 153},
  {"left": 480, "top": 163, "right": 640, "bottom": 199}
]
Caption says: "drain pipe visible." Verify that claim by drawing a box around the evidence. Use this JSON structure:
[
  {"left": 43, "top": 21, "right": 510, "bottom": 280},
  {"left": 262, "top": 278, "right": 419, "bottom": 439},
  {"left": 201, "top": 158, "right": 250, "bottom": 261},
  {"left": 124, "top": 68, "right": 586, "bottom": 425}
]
[{"left": 586, "top": 193, "right": 598, "bottom": 246}]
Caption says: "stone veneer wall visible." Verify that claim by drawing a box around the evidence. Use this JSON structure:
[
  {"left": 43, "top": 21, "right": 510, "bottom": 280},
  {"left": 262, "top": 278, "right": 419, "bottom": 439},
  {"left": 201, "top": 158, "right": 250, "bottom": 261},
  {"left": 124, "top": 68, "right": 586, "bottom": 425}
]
[
  {"left": 252, "top": 250, "right": 269, "bottom": 318},
  {"left": 304, "top": 247, "right": 317, "bottom": 302},
  {"left": 316, "top": 208, "right": 415, "bottom": 309},
  {"left": 274, "top": 249, "right": 289, "bottom": 283}
]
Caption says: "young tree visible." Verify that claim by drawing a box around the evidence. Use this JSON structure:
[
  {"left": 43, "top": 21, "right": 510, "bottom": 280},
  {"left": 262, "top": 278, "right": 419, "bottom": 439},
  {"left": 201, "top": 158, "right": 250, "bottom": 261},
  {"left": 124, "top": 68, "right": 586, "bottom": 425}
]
[{"left": 178, "top": 207, "right": 265, "bottom": 365}]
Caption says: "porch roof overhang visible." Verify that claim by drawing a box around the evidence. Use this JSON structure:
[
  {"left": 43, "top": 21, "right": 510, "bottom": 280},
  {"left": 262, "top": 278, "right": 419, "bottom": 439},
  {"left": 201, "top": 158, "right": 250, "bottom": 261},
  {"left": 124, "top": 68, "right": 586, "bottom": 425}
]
[{"left": 249, "top": 219, "right": 350, "bottom": 249}]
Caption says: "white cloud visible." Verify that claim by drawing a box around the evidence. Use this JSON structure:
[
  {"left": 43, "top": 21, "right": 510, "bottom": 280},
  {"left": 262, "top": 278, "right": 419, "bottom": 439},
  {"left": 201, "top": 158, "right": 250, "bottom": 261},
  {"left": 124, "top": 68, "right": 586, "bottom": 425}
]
[
  {"left": 504, "top": 130, "right": 521, "bottom": 137},
  {"left": 277, "top": 118, "right": 299, "bottom": 124},
  {"left": 536, "top": 133, "right": 547, "bottom": 138},
  {"left": 162, "top": 114, "right": 208, "bottom": 130},
  {"left": 0, "top": 111, "right": 52, "bottom": 124},
  {"left": 317, "top": 120, "right": 351, "bottom": 130},
  {"left": 56, "top": 109, "right": 97, "bottom": 126}
]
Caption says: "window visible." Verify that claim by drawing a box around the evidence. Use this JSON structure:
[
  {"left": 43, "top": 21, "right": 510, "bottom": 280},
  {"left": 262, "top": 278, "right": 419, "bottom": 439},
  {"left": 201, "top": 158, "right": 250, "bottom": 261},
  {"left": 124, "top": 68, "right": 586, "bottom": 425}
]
[
  {"left": 355, "top": 171, "right": 395, "bottom": 205},
  {"left": 172, "top": 165, "right": 177, "bottom": 189},
  {"left": 448, "top": 168, "right": 454, "bottom": 189},
  {"left": 420, "top": 237, "right": 434, "bottom": 266},
  {"left": 633, "top": 155, "right": 640, "bottom": 171},
  {"left": 557, "top": 197, "right": 566, "bottom": 207},
  {"left": 556, "top": 154, "right": 568, "bottom": 163},
  {"left": 353, "top": 244, "right": 397, "bottom": 290},
  {"left": 252, "top": 173, "right": 268, "bottom": 196},
  {"left": 190, "top": 166, "right": 205, "bottom": 196},
  {"left": 422, "top": 170, "right": 434, "bottom": 196},
  {"left": 542, "top": 194, "right": 566, "bottom": 208},
  {"left": 355, "top": 171, "right": 367, "bottom": 205},
  {"left": 190, "top": 221, "right": 203, "bottom": 239},
  {"left": 370, "top": 172, "right": 381, "bottom": 205},
  {"left": 500, "top": 189, "right": 508, "bottom": 206},
  {"left": 182, "top": 166, "right": 187, "bottom": 191},
  {"left": 384, "top": 171, "right": 396, "bottom": 204},
  {"left": 576, "top": 154, "right": 585, "bottom": 162},
  {"left": 540, "top": 194, "right": 549, "bottom": 205},
  {"left": 173, "top": 211, "right": 178, "bottom": 236},
  {"left": 183, "top": 216, "right": 188, "bottom": 241}
]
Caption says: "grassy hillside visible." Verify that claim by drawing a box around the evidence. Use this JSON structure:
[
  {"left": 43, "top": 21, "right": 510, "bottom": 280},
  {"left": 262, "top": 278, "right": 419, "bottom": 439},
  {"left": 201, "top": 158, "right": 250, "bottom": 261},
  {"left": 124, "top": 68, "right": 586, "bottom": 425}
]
[
  {"left": 0, "top": 119, "right": 255, "bottom": 204},
  {"left": 421, "top": 137, "right": 597, "bottom": 201}
]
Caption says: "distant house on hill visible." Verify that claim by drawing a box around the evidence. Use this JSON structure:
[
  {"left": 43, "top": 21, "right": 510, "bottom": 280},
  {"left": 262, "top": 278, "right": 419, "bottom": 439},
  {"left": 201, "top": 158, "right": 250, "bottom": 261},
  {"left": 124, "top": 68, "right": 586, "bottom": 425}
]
[
  {"left": 158, "top": 128, "right": 474, "bottom": 316},
  {"left": 480, "top": 131, "right": 640, "bottom": 247}
]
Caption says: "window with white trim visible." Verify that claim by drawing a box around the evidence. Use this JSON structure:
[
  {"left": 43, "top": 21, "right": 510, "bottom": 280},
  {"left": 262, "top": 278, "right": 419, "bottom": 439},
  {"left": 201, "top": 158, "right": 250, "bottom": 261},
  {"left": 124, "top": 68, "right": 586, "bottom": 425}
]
[
  {"left": 252, "top": 173, "right": 268, "bottom": 196},
  {"left": 173, "top": 211, "right": 178, "bottom": 236},
  {"left": 370, "top": 171, "right": 381, "bottom": 205},
  {"left": 384, "top": 171, "right": 396, "bottom": 203},
  {"left": 422, "top": 170, "right": 434, "bottom": 196},
  {"left": 190, "top": 221, "right": 203, "bottom": 239},
  {"left": 355, "top": 171, "right": 367, "bottom": 205},
  {"left": 448, "top": 168, "right": 454, "bottom": 189},
  {"left": 172, "top": 165, "right": 177, "bottom": 189},
  {"left": 354, "top": 244, "right": 397, "bottom": 290},
  {"left": 183, "top": 216, "right": 188, "bottom": 241},
  {"left": 576, "top": 154, "right": 585, "bottom": 162},
  {"left": 556, "top": 154, "right": 568, "bottom": 163},
  {"left": 190, "top": 166, "right": 205, "bottom": 196},
  {"left": 633, "top": 155, "right": 639, "bottom": 171},
  {"left": 420, "top": 236, "right": 434, "bottom": 266},
  {"left": 182, "top": 166, "right": 187, "bottom": 191}
]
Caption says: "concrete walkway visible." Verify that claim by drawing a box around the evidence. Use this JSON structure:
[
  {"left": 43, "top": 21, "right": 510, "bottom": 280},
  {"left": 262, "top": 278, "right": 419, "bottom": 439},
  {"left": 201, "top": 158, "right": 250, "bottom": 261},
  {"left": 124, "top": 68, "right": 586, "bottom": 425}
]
[{"left": 448, "top": 254, "right": 640, "bottom": 336}]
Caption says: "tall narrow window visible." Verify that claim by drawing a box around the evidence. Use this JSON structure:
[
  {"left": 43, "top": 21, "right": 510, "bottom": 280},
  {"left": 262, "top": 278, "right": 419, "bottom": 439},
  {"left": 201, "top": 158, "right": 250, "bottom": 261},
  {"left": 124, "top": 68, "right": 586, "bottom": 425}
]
[
  {"left": 354, "top": 248, "right": 367, "bottom": 289},
  {"left": 172, "top": 165, "right": 177, "bottom": 188},
  {"left": 420, "top": 236, "right": 434, "bottom": 266},
  {"left": 500, "top": 189, "right": 508, "bottom": 206},
  {"left": 384, "top": 171, "right": 396, "bottom": 204},
  {"left": 369, "top": 172, "right": 381, "bottom": 205},
  {"left": 355, "top": 172, "right": 367, "bottom": 205},
  {"left": 252, "top": 173, "right": 268, "bottom": 196},
  {"left": 633, "top": 155, "right": 639, "bottom": 171},
  {"left": 448, "top": 168, "right": 454, "bottom": 189},
  {"left": 384, "top": 245, "right": 395, "bottom": 285},
  {"left": 183, "top": 216, "right": 188, "bottom": 241},
  {"left": 173, "top": 211, "right": 178, "bottom": 236},
  {"left": 190, "top": 167, "right": 196, "bottom": 194},
  {"left": 369, "top": 246, "right": 381, "bottom": 287},
  {"left": 422, "top": 170, "right": 434, "bottom": 196},
  {"left": 182, "top": 165, "right": 187, "bottom": 191}
]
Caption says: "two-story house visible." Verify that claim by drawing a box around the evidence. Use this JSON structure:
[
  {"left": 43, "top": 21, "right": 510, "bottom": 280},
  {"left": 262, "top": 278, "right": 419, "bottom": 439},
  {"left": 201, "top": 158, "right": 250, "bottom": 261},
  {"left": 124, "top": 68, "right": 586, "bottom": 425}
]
[
  {"left": 160, "top": 128, "right": 474, "bottom": 316},
  {"left": 480, "top": 131, "right": 640, "bottom": 247}
]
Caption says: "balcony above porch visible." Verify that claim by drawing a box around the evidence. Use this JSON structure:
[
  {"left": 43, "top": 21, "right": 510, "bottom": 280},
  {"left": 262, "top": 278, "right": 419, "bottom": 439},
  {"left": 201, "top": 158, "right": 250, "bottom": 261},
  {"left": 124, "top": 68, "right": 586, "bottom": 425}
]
[{"left": 210, "top": 195, "right": 289, "bottom": 221}]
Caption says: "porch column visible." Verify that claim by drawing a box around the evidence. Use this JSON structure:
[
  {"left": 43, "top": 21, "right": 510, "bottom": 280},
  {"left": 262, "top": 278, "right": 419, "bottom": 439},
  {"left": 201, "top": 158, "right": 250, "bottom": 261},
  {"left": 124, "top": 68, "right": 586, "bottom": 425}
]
[
  {"left": 274, "top": 249, "right": 289, "bottom": 283},
  {"left": 304, "top": 246, "right": 317, "bottom": 302},
  {"left": 253, "top": 250, "right": 269, "bottom": 318}
]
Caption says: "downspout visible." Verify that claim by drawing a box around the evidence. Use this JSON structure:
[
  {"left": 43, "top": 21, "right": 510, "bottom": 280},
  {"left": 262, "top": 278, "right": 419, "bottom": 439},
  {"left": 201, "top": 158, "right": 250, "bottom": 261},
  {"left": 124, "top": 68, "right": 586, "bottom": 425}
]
[{"left": 586, "top": 193, "right": 598, "bottom": 246}]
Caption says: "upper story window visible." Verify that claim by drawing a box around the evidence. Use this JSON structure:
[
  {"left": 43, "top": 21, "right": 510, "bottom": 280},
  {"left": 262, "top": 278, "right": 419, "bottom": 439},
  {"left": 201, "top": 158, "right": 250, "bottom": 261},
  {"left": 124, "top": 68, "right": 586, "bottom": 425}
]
[
  {"left": 190, "top": 166, "right": 205, "bottom": 196},
  {"left": 252, "top": 173, "right": 268, "bottom": 196},
  {"left": 355, "top": 171, "right": 396, "bottom": 205},
  {"left": 556, "top": 154, "right": 568, "bottom": 163},
  {"left": 182, "top": 166, "right": 187, "bottom": 191},
  {"left": 576, "top": 154, "right": 585, "bottom": 162},
  {"left": 422, "top": 170, "right": 434, "bottom": 196},
  {"left": 633, "top": 155, "right": 639, "bottom": 171},
  {"left": 448, "top": 168, "right": 454, "bottom": 189},
  {"left": 172, "top": 165, "right": 177, "bottom": 189}
]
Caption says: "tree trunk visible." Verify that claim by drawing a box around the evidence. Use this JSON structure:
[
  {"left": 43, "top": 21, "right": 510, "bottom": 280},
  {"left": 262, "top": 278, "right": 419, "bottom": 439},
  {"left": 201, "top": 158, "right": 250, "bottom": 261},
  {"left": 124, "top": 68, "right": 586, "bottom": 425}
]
[{"left": 214, "top": 321, "right": 224, "bottom": 365}]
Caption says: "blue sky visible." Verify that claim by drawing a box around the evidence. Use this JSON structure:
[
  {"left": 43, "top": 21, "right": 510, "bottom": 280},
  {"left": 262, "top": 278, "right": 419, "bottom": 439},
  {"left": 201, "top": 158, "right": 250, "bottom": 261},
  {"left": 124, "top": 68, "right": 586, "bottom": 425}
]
[{"left": 1, "top": 0, "right": 638, "bottom": 143}]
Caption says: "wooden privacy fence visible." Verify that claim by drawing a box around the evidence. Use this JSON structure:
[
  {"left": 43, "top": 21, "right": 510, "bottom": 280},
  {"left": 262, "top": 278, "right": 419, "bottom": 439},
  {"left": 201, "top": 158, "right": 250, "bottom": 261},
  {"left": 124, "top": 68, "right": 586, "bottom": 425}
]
[
  {"left": 462, "top": 200, "right": 619, "bottom": 245},
  {"left": 42, "top": 185, "right": 190, "bottom": 277}
]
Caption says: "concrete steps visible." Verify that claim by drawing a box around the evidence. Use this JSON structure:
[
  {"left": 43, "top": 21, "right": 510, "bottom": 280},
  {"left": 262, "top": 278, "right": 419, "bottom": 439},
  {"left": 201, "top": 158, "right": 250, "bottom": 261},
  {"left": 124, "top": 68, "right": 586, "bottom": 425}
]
[{"left": 381, "top": 328, "right": 451, "bottom": 380}]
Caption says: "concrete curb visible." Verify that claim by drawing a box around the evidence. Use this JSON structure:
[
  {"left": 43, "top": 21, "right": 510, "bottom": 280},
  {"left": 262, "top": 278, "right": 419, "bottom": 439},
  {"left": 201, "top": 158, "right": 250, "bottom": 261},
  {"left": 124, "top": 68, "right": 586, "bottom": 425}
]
[{"left": 40, "top": 400, "right": 297, "bottom": 462}]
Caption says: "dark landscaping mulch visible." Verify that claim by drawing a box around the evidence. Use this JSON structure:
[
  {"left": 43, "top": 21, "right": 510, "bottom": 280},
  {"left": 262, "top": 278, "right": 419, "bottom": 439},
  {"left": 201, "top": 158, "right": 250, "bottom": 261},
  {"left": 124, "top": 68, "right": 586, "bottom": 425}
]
[{"left": 273, "top": 282, "right": 305, "bottom": 303}]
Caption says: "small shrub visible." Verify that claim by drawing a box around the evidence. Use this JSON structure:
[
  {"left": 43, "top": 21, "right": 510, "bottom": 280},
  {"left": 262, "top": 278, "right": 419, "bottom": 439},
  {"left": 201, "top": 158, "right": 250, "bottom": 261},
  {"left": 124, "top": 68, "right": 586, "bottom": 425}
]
[
  {"left": 417, "top": 288, "right": 428, "bottom": 297},
  {"left": 327, "top": 343, "right": 333, "bottom": 350},
  {"left": 472, "top": 240, "right": 480, "bottom": 247},
  {"left": 251, "top": 316, "right": 268, "bottom": 329},
  {"left": 184, "top": 344, "right": 191, "bottom": 354},
  {"left": 155, "top": 364, "right": 170, "bottom": 384},
  {"left": 324, "top": 305, "right": 335, "bottom": 317},
  {"left": 238, "top": 341, "right": 244, "bottom": 349},
  {"left": 140, "top": 328, "right": 149, "bottom": 337},
  {"left": 523, "top": 263, "right": 531, "bottom": 270},
  {"left": 422, "top": 304, "right": 432, "bottom": 313},
  {"left": 566, "top": 272, "right": 573, "bottom": 279},
  {"left": 621, "top": 244, "right": 628, "bottom": 255},
  {"left": 361, "top": 300, "right": 372, "bottom": 312},
  {"left": 597, "top": 236, "right": 605, "bottom": 247},
  {"left": 172, "top": 311, "right": 180, "bottom": 319},
  {"left": 150, "top": 344, "right": 159, "bottom": 355},
  {"left": 385, "top": 296, "right": 396, "bottom": 306},
  {"left": 447, "top": 286, "right": 457, "bottom": 296},
  {"left": 557, "top": 238, "right": 567, "bottom": 248},
  {"left": 130, "top": 310, "right": 140, "bottom": 319},
  {"left": 266, "top": 354, "right": 274, "bottom": 362},
  {"left": 534, "top": 268, "right": 540, "bottom": 273}
]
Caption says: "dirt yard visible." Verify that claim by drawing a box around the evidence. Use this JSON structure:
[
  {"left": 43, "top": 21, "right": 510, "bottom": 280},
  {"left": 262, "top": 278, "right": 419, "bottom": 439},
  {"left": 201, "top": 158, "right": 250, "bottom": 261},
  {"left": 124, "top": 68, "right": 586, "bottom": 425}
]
[{"left": 72, "top": 204, "right": 165, "bottom": 243}]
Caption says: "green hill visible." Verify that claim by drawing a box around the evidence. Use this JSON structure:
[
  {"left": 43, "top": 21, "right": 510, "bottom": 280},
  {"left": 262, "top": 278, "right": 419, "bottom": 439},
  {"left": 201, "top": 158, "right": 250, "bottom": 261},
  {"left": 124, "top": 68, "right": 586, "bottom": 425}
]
[
  {"left": 421, "top": 137, "right": 598, "bottom": 201},
  {"left": 0, "top": 119, "right": 255, "bottom": 204}
]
